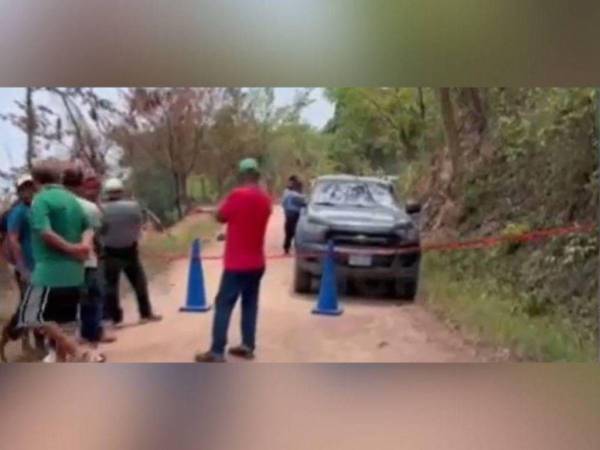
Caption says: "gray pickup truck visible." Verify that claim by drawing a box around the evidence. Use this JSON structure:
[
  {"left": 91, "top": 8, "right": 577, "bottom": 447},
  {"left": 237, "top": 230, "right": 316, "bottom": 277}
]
[{"left": 294, "top": 175, "right": 421, "bottom": 300}]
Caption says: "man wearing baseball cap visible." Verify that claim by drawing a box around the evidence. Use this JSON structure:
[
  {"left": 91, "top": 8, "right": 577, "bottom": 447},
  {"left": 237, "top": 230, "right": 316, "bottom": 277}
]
[
  {"left": 0, "top": 174, "right": 43, "bottom": 359},
  {"left": 99, "top": 178, "right": 162, "bottom": 327},
  {"left": 6, "top": 175, "right": 36, "bottom": 281},
  {"left": 196, "top": 157, "right": 272, "bottom": 363}
]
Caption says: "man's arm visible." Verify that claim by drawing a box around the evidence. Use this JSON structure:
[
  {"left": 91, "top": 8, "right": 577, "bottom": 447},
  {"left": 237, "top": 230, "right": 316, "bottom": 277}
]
[
  {"left": 40, "top": 230, "right": 89, "bottom": 262},
  {"left": 131, "top": 201, "right": 144, "bottom": 241},
  {"left": 81, "top": 229, "right": 94, "bottom": 249},
  {"left": 215, "top": 210, "right": 227, "bottom": 224},
  {"left": 7, "top": 232, "right": 29, "bottom": 278},
  {"left": 6, "top": 209, "right": 30, "bottom": 278},
  {"left": 31, "top": 198, "right": 89, "bottom": 262},
  {"left": 216, "top": 192, "right": 236, "bottom": 224},
  {"left": 99, "top": 214, "right": 109, "bottom": 236},
  {"left": 295, "top": 192, "right": 307, "bottom": 207},
  {"left": 281, "top": 190, "right": 289, "bottom": 208}
]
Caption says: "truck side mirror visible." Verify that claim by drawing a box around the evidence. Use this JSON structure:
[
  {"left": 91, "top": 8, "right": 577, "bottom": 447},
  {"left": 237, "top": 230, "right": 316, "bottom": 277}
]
[{"left": 406, "top": 201, "right": 421, "bottom": 214}]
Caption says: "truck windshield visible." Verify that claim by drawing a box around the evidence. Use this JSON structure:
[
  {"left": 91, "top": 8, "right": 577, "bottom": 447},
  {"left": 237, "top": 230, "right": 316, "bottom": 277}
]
[{"left": 311, "top": 181, "right": 395, "bottom": 208}]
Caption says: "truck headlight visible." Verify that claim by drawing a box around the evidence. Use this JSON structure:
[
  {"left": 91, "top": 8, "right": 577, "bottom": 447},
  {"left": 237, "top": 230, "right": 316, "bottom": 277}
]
[
  {"left": 396, "top": 223, "right": 419, "bottom": 244},
  {"left": 297, "top": 220, "right": 329, "bottom": 244}
]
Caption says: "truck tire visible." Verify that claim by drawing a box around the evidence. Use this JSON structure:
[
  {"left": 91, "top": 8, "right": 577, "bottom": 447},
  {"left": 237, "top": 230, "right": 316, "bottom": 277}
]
[
  {"left": 393, "top": 278, "right": 418, "bottom": 301},
  {"left": 294, "top": 261, "right": 312, "bottom": 294}
]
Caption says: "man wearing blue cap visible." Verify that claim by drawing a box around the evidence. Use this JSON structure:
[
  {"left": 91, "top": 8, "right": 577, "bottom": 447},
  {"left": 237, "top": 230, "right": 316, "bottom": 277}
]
[{"left": 196, "top": 158, "right": 272, "bottom": 363}]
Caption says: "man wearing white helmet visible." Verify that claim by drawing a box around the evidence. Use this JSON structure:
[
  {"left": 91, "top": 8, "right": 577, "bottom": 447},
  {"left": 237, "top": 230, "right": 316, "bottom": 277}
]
[{"left": 99, "top": 178, "right": 162, "bottom": 327}]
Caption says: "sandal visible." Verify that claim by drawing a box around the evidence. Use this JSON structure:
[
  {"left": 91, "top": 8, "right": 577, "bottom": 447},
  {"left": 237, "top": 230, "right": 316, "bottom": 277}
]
[{"left": 77, "top": 351, "right": 107, "bottom": 363}]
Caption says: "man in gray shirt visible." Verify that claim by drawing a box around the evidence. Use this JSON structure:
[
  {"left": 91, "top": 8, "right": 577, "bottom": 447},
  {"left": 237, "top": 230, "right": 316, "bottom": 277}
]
[{"left": 99, "top": 179, "right": 162, "bottom": 327}]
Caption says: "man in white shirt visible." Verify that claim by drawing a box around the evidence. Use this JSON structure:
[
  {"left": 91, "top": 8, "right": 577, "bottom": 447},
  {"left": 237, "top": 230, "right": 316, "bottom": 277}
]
[{"left": 63, "top": 167, "right": 116, "bottom": 347}]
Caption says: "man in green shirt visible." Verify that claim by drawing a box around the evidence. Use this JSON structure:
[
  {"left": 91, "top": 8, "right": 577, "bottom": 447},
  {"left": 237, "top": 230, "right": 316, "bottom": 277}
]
[{"left": 15, "top": 160, "right": 103, "bottom": 362}]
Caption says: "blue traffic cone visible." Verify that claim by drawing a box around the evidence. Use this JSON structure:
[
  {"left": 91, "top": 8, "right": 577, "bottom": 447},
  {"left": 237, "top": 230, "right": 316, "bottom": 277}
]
[
  {"left": 180, "top": 239, "right": 211, "bottom": 313},
  {"left": 312, "top": 240, "right": 343, "bottom": 316}
]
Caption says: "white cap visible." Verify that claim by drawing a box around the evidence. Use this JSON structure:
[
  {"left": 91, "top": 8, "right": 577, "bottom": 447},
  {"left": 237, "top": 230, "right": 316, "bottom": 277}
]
[
  {"left": 16, "top": 174, "right": 34, "bottom": 189},
  {"left": 103, "top": 178, "right": 124, "bottom": 193}
]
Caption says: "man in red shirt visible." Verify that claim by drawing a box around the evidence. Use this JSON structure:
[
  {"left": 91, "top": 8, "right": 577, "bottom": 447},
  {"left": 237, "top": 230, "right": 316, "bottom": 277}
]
[{"left": 196, "top": 158, "right": 272, "bottom": 363}]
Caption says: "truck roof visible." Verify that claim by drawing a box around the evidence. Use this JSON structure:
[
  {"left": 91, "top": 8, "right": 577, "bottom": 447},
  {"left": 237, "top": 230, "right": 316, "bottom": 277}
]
[{"left": 313, "top": 174, "right": 393, "bottom": 185}]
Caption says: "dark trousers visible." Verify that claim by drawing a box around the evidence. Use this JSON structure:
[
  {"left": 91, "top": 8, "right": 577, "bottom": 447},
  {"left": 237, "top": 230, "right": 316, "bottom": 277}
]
[
  {"left": 101, "top": 245, "right": 153, "bottom": 324},
  {"left": 210, "top": 269, "right": 265, "bottom": 356},
  {"left": 5, "top": 271, "right": 28, "bottom": 340},
  {"left": 80, "top": 268, "right": 104, "bottom": 342},
  {"left": 284, "top": 211, "right": 300, "bottom": 253}
]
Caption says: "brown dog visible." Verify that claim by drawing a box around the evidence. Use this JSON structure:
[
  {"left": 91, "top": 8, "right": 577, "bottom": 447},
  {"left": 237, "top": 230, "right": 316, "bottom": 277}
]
[
  {"left": 36, "top": 323, "right": 105, "bottom": 362},
  {"left": 0, "top": 322, "right": 105, "bottom": 363},
  {"left": 0, "top": 318, "right": 44, "bottom": 362}
]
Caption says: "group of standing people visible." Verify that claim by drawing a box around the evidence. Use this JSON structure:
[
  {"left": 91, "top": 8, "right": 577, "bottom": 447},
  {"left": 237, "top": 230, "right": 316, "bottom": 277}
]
[
  {"left": 1, "top": 159, "right": 161, "bottom": 362},
  {"left": 1, "top": 156, "right": 307, "bottom": 363}
]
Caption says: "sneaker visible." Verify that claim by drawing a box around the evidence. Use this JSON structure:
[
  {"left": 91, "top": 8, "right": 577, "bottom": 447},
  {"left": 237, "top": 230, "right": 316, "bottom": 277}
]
[
  {"left": 228, "top": 345, "right": 255, "bottom": 360},
  {"left": 194, "top": 351, "right": 225, "bottom": 363},
  {"left": 103, "top": 320, "right": 124, "bottom": 330},
  {"left": 140, "top": 314, "right": 163, "bottom": 325},
  {"left": 77, "top": 351, "right": 106, "bottom": 363},
  {"left": 43, "top": 349, "right": 57, "bottom": 363}
]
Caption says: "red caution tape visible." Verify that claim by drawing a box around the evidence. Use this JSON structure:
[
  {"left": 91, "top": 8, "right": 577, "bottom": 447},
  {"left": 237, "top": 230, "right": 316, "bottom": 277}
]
[{"left": 144, "top": 222, "right": 596, "bottom": 262}]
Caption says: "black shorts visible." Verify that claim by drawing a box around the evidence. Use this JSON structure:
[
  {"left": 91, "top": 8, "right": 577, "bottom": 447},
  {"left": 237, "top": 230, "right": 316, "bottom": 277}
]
[{"left": 16, "top": 286, "right": 83, "bottom": 328}]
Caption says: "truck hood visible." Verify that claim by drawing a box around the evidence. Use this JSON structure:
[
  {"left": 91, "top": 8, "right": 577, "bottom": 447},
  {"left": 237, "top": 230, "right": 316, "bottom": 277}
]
[{"left": 307, "top": 204, "right": 412, "bottom": 231}]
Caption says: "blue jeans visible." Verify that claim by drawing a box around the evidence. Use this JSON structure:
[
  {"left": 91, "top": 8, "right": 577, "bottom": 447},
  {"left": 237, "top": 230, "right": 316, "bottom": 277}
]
[
  {"left": 210, "top": 269, "right": 265, "bottom": 356},
  {"left": 80, "top": 268, "right": 104, "bottom": 342}
]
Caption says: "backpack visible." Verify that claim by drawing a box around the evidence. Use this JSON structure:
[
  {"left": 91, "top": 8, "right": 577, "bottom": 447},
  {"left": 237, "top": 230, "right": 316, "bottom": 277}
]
[{"left": 0, "top": 201, "right": 18, "bottom": 265}]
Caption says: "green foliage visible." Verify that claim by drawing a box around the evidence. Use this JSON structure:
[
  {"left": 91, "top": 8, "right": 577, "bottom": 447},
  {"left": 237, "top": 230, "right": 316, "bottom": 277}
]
[
  {"left": 187, "top": 175, "right": 218, "bottom": 204},
  {"left": 422, "top": 87, "right": 598, "bottom": 360},
  {"left": 263, "top": 123, "right": 333, "bottom": 191},
  {"left": 424, "top": 252, "right": 595, "bottom": 361},
  {"left": 130, "top": 163, "right": 178, "bottom": 225},
  {"left": 141, "top": 216, "right": 219, "bottom": 277},
  {"left": 396, "top": 150, "right": 431, "bottom": 198},
  {"left": 115, "top": 87, "right": 326, "bottom": 219},
  {"left": 324, "top": 88, "right": 436, "bottom": 175},
  {"left": 493, "top": 222, "right": 532, "bottom": 255}
]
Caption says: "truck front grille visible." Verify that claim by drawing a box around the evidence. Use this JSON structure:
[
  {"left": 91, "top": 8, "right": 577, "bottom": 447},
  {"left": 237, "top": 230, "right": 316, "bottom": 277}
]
[{"left": 326, "top": 230, "right": 400, "bottom": 247}]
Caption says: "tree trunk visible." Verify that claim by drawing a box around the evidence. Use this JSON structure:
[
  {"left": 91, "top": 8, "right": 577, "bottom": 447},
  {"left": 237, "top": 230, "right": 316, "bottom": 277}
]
[
  {"left": 417, "top": 88, "right": 425, "bottom": 120},
  {"left": 49, "top": 88, "right": 86, "bottom": 161},
  {"left": 172, "top": 171, "right": 183, "bottom": 220},
  {"left": 165, "top": 114, "right": 184, "bottom": 220},
  {"left": 468, "top": 88, "right": 486, "bottom": 131},
  {"left": 179, "top": 173, "right": 188, "bottom": 213},
  {"left": 439, "top": 88, "right": 461, "bottom": 194},
  {"left": 25, "top": 88, "right": 35, "bottom": 169}
]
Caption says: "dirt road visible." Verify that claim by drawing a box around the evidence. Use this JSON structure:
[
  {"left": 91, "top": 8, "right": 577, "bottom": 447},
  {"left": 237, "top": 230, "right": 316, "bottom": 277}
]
[{"left": 98, "top": 207, "right": 488, "bottom": 363}]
